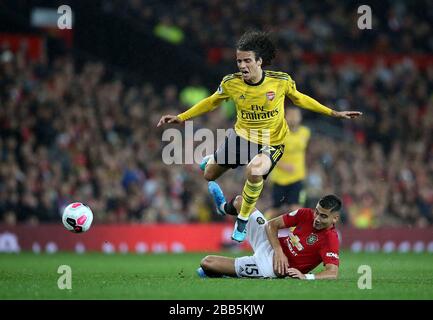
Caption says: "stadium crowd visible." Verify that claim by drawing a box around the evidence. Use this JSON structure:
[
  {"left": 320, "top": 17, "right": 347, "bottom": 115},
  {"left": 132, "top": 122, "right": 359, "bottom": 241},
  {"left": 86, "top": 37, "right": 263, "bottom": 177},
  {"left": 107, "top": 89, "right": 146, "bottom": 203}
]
[
  {"left": 1, "top": 45, "right": 432, "bottom": 228},
  {"left": 116, "top": 0, "right": 433, "bottom": 67},
  {"left": 1, "top": 1, "right": 433, "bottom": 228}
]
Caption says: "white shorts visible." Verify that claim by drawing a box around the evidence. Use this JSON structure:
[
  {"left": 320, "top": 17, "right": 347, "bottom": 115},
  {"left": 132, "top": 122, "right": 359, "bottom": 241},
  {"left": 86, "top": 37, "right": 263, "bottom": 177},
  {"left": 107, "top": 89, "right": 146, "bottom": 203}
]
[{"left": 234, "top": 210, "right": 277, "bottom": 278}]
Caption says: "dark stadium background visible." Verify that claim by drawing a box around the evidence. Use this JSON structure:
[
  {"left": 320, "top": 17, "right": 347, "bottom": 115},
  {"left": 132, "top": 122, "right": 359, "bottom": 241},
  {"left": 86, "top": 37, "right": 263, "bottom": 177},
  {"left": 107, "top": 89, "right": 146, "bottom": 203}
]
[{"left": 0, "top": 1, "right": 433, "bottom": 300}]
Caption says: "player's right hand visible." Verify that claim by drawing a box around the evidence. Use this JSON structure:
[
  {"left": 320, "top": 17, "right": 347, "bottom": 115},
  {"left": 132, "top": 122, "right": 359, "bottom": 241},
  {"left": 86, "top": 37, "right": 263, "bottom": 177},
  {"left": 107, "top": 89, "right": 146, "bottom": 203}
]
[
  {"left": 157, "top": 115, "right": 183, "bottom": 127},
  {"left": 332, "top": 110, "right": 363, "bottom": 119},
  {"left": 273, "top": 250, "right": 290, "bottom": 277}
]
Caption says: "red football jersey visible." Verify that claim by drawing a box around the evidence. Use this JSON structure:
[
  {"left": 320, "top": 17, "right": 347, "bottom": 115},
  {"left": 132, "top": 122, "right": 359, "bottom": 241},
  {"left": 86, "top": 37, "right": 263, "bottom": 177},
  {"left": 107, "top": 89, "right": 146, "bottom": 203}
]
[{"left": 278, "top": 208, "right": 340, "bottom": 274}]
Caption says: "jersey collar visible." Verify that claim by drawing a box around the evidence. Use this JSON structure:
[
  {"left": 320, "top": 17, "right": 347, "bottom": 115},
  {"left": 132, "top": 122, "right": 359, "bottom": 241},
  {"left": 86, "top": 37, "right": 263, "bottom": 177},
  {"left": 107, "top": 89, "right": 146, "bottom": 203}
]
[{"left": 244, "top": 71, "right": 265, "bottom": 86}]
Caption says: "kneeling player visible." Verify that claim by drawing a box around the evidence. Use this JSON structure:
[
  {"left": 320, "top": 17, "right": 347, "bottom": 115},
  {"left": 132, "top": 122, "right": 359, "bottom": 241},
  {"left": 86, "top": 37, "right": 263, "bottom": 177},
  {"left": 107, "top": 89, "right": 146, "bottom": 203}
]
[{"left": 197, "top": 181, "right": 340, "bottom": 280}]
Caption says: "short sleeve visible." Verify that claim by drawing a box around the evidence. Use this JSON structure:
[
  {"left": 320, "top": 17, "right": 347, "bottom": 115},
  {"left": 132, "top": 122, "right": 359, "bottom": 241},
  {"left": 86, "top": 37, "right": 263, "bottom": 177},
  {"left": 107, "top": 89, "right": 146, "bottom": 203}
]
[
  {"left": 284, "top": 76, "right": 297, "bottom": 98},
  {"left": 213, "top": 76, "right": 232, "bottom": 100},
  {"left": 320, "top": 233, "right": 340, "bottom": 266},
  {"left": 282, "top": 208, "right": 310, "bottom": 228}
]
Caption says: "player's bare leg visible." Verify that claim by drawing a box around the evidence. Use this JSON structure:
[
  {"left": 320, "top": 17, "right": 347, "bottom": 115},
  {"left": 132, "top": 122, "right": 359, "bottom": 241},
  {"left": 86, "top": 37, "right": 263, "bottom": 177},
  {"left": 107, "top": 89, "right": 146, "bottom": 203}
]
[
  {"left": 232, "top": 195, "right": 243, "bottom": 211},
  {"left": 202, "top": 155, "right": 229, "bottom": 181},
  {"left": 198, "top": 255, "right": 237, "bottom": 277},
  {"left": 233, "top": 154, "right": 272, "bottom": 242}
]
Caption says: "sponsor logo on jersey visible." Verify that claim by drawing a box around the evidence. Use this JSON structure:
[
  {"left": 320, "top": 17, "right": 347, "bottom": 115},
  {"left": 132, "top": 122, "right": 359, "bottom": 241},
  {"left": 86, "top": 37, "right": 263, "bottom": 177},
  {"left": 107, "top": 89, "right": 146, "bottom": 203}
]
[
  {"left": 256, "top": 217, "right": 265, "bottom": 225},
  {"left": 240, "top": 108, "right": 279, "bottom": 120},
  {"left": 326, "top": 252, "right": 339, "bottom": 259},
  {"left": 259, "top": 145, "right": 276, "bottom": 154},
  {"left": 307, "top": 233, "right": 318, "bottom": 245},
  {"left": 239, "top": 94, "right": 245, "bottom": 99},
  {"left": 266, "top": 91, "right": 275, "bottom": 101},
  {"left": 288, "top": 231, "right": 304, "bottom": 251},
  {"left": 285, "top": 238, "right": 298, "bottom": 256}
]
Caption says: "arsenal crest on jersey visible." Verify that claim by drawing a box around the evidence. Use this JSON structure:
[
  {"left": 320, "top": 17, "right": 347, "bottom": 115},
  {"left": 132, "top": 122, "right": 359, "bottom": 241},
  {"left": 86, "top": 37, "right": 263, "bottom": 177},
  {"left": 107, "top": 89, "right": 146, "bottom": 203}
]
[
  {"left": 306, "top": 233, "right": 318, "bottom": 245},
  {"left": 266, "top": 91, "right": 275, "bottom": 101}
]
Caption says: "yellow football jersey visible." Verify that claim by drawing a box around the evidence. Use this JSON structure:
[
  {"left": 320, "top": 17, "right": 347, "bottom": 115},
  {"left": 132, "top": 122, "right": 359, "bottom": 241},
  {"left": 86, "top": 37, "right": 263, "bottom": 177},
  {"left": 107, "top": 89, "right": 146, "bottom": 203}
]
[
  {"left": 216, "top": 71, "right": 291, "bottom": 145},
  {"left": 269, "top": 125, "right": 311, "bottom": 185},
  {"left": 177, "top": 70, "right": 332, "bottom": 146}
]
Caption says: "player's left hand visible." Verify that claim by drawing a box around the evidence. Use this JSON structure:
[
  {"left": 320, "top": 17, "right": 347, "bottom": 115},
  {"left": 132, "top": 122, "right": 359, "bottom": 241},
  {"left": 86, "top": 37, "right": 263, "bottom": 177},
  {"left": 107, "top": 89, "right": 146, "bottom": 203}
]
[
  {"left": 157, "top": 115, "right": 183, "bottom": 127},
  {"left": 332, "top": 111, "right": 363, "bottom": 119},
  {"left": 286, "top": 268, "right": 305, "bottom": 279}
]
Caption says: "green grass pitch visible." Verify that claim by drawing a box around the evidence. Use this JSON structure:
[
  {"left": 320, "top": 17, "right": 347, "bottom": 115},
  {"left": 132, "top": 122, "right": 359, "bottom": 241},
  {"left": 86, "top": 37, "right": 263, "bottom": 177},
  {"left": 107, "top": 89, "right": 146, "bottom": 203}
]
[{"left": 1, "top": 251, "right": 432, "bottom": 300}]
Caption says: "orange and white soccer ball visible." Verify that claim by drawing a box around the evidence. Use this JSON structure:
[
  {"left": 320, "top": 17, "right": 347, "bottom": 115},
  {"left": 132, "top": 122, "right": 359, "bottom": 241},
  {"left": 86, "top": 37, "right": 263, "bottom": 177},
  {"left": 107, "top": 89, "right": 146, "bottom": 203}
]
[{"left": 62, "top": 202, "right": 93, "bottom": 233}]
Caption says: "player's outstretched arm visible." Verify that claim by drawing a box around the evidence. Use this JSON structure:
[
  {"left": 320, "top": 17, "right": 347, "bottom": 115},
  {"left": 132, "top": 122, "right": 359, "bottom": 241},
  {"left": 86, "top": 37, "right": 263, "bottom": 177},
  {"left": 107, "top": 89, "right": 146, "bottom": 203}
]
[
  {"left": 287, "top": 263, "right": 338, "bottom": 280},
  {"left": 288, "top": 89, "right": 362, "bottom": 120},
  {"left": 157, "top": 91, "right": 227, "bottom": 127},
  {"left": 265, "top": 216, "right": 290, "bottom": 277}
]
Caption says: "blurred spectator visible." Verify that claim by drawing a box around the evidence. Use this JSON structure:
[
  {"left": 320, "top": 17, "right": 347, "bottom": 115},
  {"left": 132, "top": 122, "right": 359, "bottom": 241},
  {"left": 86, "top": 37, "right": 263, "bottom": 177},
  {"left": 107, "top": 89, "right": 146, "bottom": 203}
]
[
  {"left": 153, "top": 15, "right": 185, "bottom": 45},
  {"left": 179, "top": 76, "right": 210, "bottom": 107}
]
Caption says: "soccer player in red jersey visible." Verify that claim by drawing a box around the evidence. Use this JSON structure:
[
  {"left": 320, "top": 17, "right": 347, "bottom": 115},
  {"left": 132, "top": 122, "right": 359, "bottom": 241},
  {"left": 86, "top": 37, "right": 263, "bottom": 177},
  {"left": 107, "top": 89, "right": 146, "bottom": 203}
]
[{"left": 197, "top": 182, "right": 340, "bottom": 280}]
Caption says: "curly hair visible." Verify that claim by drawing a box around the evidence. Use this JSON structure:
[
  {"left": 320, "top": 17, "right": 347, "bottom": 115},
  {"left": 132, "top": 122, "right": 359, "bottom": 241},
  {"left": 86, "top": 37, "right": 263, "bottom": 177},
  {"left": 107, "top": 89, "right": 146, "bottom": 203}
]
[{"left": 236, "top": 31, "right": 276, "bottom": 67}]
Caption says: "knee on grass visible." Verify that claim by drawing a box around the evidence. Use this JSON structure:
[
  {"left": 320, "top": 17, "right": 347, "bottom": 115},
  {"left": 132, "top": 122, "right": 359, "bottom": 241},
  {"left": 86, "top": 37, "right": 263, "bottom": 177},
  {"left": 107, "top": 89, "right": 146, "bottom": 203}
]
[{"left": 200, "top": 255, "right": 218, "bottom": 272}]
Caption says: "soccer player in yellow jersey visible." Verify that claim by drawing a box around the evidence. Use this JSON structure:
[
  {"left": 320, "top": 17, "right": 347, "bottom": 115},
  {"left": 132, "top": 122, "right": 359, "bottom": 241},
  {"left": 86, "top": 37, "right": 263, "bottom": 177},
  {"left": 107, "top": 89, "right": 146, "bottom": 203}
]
[
  {"left": 266, "top": 108, "right": 310, "bottom": 219},
  {"left": 157, "top": 31, "right": 362, "bottom": 242}
]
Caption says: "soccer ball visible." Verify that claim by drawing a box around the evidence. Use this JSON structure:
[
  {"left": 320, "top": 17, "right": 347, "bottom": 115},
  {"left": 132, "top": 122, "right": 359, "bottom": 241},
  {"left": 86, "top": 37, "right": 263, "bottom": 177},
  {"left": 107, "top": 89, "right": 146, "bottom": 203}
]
[{"left": 62, "top": 202, "right": 93, "bottom": 233}]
